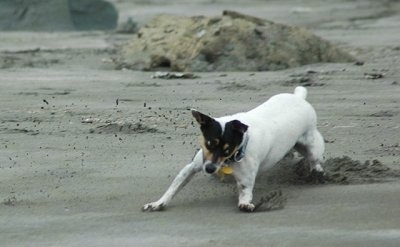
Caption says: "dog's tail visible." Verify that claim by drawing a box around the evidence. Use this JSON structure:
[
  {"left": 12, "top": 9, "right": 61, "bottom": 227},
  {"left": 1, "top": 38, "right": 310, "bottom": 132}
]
[{"left": 294, "top": 86, "right": 307, "bottom": 100}]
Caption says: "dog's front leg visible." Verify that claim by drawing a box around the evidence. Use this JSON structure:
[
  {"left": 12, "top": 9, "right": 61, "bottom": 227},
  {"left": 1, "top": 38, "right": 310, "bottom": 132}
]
[
  {"left": 142, "top": 150, "right": 203, "bottom": 212},
  {"left": 234, "top": 160, "right": 258, "bottom": 212}
]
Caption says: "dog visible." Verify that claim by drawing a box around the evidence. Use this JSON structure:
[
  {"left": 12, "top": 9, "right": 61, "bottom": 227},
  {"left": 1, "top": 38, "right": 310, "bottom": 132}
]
[{"left": 142, "top": 86, "right": 325, "bottom": 212}]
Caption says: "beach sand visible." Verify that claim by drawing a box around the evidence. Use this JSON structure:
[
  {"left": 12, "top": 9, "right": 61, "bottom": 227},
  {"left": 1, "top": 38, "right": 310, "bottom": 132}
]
[{"left": 1, "top": 0, "right": 400, "bottom": 246}]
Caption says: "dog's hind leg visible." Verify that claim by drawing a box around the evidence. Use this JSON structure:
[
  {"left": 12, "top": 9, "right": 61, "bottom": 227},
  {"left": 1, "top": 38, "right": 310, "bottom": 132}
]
[
  {"left": 142, "top": 150, "right": 203, "bottom": 212},
  {"left": 295, "top": 129, "right": 325, "bottom": 180}
]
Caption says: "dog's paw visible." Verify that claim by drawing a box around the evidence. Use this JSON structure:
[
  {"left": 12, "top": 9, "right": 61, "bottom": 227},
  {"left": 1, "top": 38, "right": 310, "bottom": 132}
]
[
  {"left": 238, "top": 202, "right": 255, "bottom": 212},
  {"left": 142, "top": 201, "right": 165, "bottom": 212},
  {"left": 307, "top": 169, "right": 325, "bottom": 184}
]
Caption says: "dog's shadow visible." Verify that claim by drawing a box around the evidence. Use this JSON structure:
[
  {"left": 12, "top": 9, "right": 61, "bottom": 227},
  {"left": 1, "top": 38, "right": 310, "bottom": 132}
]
[
  {"left": 206, "top": 153, "right": 319, "bottom": 212},
  {"left": 215, "top": 152, "right": 315, "bottom": 187}
]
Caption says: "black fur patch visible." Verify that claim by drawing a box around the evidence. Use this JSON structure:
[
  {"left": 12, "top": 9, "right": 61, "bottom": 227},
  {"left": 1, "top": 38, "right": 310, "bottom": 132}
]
[
  {"left": 221, "top": 120, "right": 247, "bottom": 157},
  {"left": 192, "top": 110, "right": 248, "bottom": 163}
]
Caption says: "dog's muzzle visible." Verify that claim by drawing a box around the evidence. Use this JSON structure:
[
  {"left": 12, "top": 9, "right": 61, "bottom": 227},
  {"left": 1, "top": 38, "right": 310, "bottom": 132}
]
[{"left": 204, "top": 161, "right": 217, "bottom": 174}]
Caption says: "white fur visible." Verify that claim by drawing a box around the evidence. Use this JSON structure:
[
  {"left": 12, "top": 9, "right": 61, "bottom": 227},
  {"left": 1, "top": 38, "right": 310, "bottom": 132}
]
[
  {"left": 142, "top": 86, "right": 324, "bottom": 212},
  {"left": 294, "top": 85, "right": 307, "bottom": 99}
]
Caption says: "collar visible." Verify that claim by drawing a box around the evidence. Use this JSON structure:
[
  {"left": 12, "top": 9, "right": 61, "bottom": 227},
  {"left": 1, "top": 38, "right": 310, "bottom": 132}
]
[{"left": 226, "top": 132, "right": 249, "bottom": 164}]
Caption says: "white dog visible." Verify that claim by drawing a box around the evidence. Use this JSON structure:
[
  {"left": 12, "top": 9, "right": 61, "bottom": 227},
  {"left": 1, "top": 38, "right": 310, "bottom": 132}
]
[{"left": 142, "top": 86, "right": 325, "bottom": 212}]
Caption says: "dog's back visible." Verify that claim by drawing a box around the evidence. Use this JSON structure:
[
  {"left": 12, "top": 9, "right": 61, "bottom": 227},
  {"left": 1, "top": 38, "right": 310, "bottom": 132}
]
[
  {"left": 218, "top": 86, "right": 318, "bottom": 166},
  {"left": 219, "top": 86, "right": 316, "bottom": 129}
]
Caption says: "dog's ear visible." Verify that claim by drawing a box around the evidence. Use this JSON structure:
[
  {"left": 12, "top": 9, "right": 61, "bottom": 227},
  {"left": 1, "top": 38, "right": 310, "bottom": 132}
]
[
  {"left": 230, "top": 120, "right": 248, "bottom": 134},
  {"left": 191, "top": 109, "right": 214, "bottom": 126}
]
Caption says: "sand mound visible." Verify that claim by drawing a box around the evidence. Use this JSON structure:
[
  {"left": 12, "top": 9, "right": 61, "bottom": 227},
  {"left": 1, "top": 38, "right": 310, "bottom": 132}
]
[
  {"left": 262, "top": 155, "right": 400, "bottom": 185},
  {"left": 118, "top": 10, "right": 355, "bottom": 72},
  {"left": 0, "top": 0, "right": 117, "bottom": 31},
  {"left": 323, "top": 156, "right": 400, "bottom": 184}
]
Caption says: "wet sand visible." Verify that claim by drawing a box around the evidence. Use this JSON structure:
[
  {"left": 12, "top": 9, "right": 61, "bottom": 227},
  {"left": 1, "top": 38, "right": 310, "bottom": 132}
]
[{"left": 1, "top": 0, "right": 400, "bottom": 246}]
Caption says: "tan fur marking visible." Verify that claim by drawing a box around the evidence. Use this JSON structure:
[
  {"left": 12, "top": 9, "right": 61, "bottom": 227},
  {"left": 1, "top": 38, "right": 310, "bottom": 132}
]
[
  {"left": 199, "top": 135, "right": 213, "bottom": 161},
  {"left": 199, "top": 135, "right": 242, "bottom": 163}
]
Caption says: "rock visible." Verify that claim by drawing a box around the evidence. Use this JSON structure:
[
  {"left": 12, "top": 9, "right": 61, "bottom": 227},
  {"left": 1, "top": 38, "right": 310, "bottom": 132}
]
[
  {"left": 0, "top": 0, "right": 74, "bottom": 31},
  {"left": 0, "top": 0, "right": 118, "bottom": 31},
  {"left": 68, "top": 0, "right": 118, "bottom": 30},
  {"left": 118, "top": 10, "right": 355, "bottom": 72},
  {"left": 151, "top": 71, "right": 199, "bottom": 79},
  {"left": 116, "top": 17, "right": 138, "bottom": 34}
]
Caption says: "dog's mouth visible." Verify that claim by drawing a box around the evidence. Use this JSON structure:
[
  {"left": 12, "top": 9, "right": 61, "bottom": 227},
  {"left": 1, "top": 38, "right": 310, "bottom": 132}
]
[
  {"left": 202, "top": 152, "right": 234, "bottom": 174},
  {"left": 203, "top": 161, "right": 234, "bottom": 180},
  {"left": 204, "top": 161, "right": 219, "bottom": 174}
]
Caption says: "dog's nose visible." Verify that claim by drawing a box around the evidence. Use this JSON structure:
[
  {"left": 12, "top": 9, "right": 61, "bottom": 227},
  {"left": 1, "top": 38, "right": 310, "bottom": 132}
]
[{"left": 205, "top": 163, "right": 217, "bottom": 174}]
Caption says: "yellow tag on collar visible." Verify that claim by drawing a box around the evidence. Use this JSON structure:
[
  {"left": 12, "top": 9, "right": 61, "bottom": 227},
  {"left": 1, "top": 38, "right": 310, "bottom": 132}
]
[
  {"left": 220, "top": 165, "right": 233, "bottom": 175},
  {"left": 217, "top": 165, "right": 234, "bottom": 181},
  {"left": 217, "top": 166, "right": 233, "bottom": 181}
]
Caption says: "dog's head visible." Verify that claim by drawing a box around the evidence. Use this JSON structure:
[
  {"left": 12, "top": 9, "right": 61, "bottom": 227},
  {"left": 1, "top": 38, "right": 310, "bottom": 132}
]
[{"left": 192, "top": 109, "right": 248, "bottom": 174}]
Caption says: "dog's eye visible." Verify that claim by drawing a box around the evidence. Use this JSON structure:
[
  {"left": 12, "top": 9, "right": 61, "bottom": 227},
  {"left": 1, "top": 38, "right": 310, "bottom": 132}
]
[
  {"left": 224, "top": 149, "right": 231, "bottom": 156},
  {"left": 205, "top": 140, "right": 215, "bottom": 150},
  {"left": 206, "top": 139, "right": 220, "bottom": 149}
]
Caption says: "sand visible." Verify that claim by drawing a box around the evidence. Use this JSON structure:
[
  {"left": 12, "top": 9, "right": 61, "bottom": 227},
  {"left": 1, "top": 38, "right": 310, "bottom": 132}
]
[{"left": 1, "top": 0, "right": 400, "bottom": 246}]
